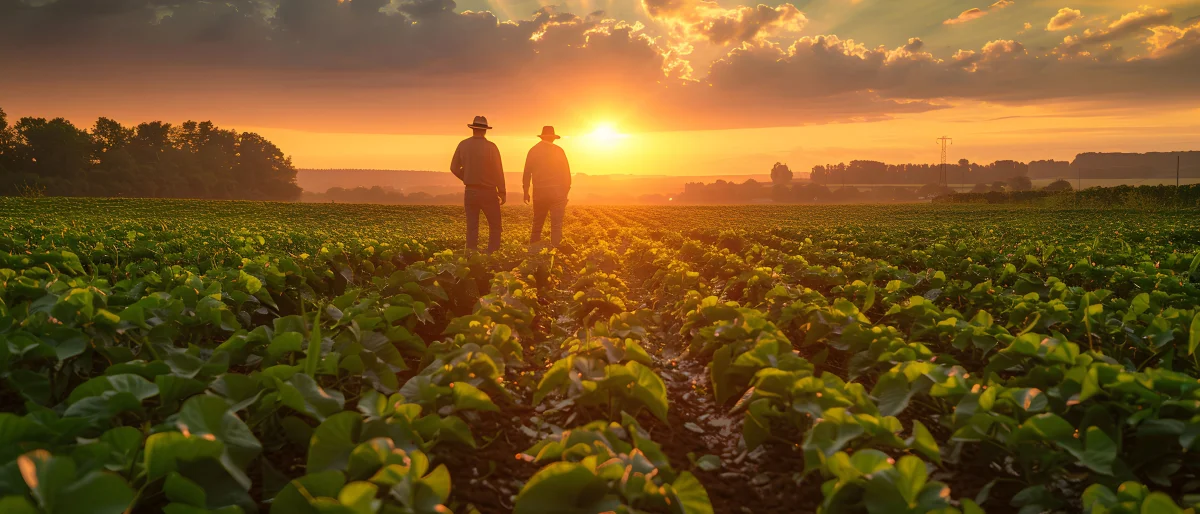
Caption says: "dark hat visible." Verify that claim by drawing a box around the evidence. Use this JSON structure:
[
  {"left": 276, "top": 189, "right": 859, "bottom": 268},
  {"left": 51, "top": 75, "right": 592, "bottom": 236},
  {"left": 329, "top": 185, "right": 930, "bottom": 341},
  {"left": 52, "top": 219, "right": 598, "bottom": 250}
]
[
  {"left": 468, "top": 116, "right": 492, "bottom": 130},
  {"left": 538, "top": 126, "right": 561, "bottom": 140}
]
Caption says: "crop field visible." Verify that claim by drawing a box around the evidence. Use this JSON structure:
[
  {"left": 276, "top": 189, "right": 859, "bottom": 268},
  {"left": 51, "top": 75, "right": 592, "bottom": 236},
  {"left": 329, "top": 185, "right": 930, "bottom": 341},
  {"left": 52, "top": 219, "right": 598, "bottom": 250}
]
[{"left": 3, "top": 197, "right": 1200, "bottom": 514}]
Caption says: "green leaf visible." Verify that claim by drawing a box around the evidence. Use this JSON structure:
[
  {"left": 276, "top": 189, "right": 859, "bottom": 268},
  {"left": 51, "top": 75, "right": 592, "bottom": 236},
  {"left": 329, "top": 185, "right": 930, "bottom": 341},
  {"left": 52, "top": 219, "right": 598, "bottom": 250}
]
[
  {"left": 55, "top": 471, "right": 135, "bottom": 514},
  {"left": 307, "top": 412, "right": 362, "bottom": 473},
  {"left": 1130, "top": 293, "right": 1151, "bottom": 316},
  {"left": 623, "top": 339, "right": 654, "bottom": 366},
  {"left": 0, "top": 497, "right": 38, "bottom": 514},
  {"left": 68, "top": 374, "right": 159, "bottom": 404},
  {"left": 1079, "top": 427, "right": 1117, "bottom": 475},
  {"left": 893, "top": 456, "right": 928, "bottom": 505},
  {"left": 268, "top": 332, "right": 305, "bottom": 363},
  {"left": 533, "top": 358, "right": 570, "bottom": 406},
  {"left": 451, "top": 382, "right": 498, "bottom": 412},
  {"left": 436, "top": 415, "right": 478, "bottom": 448},
  {"left": 666, "top": 471, "right": 714, "bottom": 514},
  {"left": 165, "top": 472, "right": 207, "bottom": 507},
  {"left": 423, "top": 464, "right": 452, "bottom": 503},
  {"left": 1082, "top": 484, "right": 1117, "bottom": 513},
  {"left": 62, "top": 392, "right": 142, "bottom": 420},
  {"left": 347, "top": 438, "right": 398, "bottom": 480},
  {"left": 1016, "top": 413, "right": 1074, "bottom": 443},
  {"left": 143, "top": 432, "right": 224, "bottom": 483},
  {"left": 305, "top": 310, "right": 322, "bottom": 378},
  {"left": 281, "top": 374, "right": 346, "bottom": 421},
  {"left": 99, "top": 426, "right": 143, "bottom": 473},
  {"left": 628, "top": 361, "right": 669, "bottom": 424},
  {"left": 1188, "top": 313, "right": 1200, "bottom": 356},
  {"left": 514, "top": 462, "right": 608, "bottom": 514},
  {"left": 272, "top": 470, "right": 347, "bottom": 513},
  {"left": 238, "top": 270, "right": 262, "bottom": 294},
  {"left": 827, "top": 449, "right": 890, "bottom": 482},
  {"left": 176, "top": 395, "right": 262, "bottom": 469},
  {"left": 908, "top": 420, "right": 941, "bottom": 464},
  {"left": 743, "top": 399, "right": 773, "bottom": 451},
  {"left": 710, "top": 345, "right": 734, "bottom": 405},
  {"left": 18, "top": 450, "right": 74, "bottom": 512},
  {"left": 872, "top": 373, "right": 915, "bottom": 417},
  {"left": 383, "top": 305, "right": 414, "bottom": 324},
  {"left": 338, "top": 482, "right": 381, "bottom": 514},
  {"left": 156, "top": 375, "right": 208, "bottom": 409},
  {"left": 1141, "top": 492, "right": 1183, "bottom": 514}
]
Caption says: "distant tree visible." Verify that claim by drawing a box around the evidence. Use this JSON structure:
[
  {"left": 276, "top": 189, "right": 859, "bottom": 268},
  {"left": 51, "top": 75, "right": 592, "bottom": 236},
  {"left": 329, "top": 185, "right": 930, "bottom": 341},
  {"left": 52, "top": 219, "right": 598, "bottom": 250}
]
[
  {"left": 830, "top": 186, "right": 860, "bottom": 202},
  {"left": 0, "top": 107, "right": 13, "bottom": 172},
  {"left": 92, "top": 117, "right": 133, "bottom": 155},
  {"left": 17, "top": 117, "right": 93, "bottom": 180},
  {"left": 235, "top": 131, "right": 301, "bottom": 200},
  {"left": 958, "top": 158, "right": 969, "bottom": 167},
  {"left": 0, "top": 106, "right": 300, "bottom": 200},
  {"left": 1008, "top": 175, "right": 1033, "bottom": 191},
  {"left": 1043, "top": 179, "right": 1074, "bottom": 192},
  {"left": 406, "top": 191, "right": 433, "bottom": 203},
  {"left": 990, "top": 181, "right": 1007, "bottom": 192},
  {"left": 971, "top": 183, "right": 990, "bottom": 193},
  {"left": 637, "top": 193, "right": 669, "bottom": 204},
  {"left": 918, "top": 183, "right": 953, "bottom": 198},
  {"left": 770, "top": 162, "right": 793, "bottom": 186}
]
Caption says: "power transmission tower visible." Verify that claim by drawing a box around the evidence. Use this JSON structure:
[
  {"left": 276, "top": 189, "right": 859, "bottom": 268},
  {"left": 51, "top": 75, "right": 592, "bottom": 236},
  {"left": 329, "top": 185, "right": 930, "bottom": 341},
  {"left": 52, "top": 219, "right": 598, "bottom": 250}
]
[{"left": 936, "top": 136, "right": 953, "bottom": 188}]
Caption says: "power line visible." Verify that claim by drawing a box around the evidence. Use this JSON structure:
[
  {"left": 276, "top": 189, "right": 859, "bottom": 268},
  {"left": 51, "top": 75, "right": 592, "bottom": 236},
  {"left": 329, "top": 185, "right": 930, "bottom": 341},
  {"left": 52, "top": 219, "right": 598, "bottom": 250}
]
[{"left": 936, "top": 136, "right": 953, "bottom": 188}]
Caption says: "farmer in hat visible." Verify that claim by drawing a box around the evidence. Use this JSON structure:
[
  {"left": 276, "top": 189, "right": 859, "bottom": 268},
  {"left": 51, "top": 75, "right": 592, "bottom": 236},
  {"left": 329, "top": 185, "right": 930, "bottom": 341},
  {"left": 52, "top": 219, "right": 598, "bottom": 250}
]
[
  {"left": 450, "top": 116, "right": 506, "bottom": 253},
  {"left": 522, "top": 126, "right": 572, "bottom": 248}
]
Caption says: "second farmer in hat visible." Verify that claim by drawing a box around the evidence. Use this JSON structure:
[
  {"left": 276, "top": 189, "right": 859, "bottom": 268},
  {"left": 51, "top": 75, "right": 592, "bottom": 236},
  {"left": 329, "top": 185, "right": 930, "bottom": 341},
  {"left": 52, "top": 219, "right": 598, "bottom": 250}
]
[{"left": 522, "top": 126, "right": 572, "bottom": 248}]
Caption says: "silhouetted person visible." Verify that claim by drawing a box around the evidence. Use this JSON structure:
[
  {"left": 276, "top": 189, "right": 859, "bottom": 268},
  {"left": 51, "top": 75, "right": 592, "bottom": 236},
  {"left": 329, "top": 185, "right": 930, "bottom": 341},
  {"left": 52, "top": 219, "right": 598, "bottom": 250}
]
[
  {"left": 451, "top": 116, "right": 506, "bottom": 253},
  {"left": 523, "top": 126, "right": 572, "bottom": 247}
]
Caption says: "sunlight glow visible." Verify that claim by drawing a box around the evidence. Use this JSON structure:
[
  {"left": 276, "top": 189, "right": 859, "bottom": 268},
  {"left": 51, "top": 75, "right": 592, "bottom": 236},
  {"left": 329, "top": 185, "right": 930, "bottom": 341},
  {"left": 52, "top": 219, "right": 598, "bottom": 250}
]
[{"left": 584, "top": 123, "right": 629, "bottom": 148}]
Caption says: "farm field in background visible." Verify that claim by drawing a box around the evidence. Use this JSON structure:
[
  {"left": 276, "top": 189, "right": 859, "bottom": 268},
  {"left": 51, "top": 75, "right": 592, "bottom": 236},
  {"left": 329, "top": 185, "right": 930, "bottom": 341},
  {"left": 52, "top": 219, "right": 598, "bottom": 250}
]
[
  {"left": 3, "top": 198, "right": 1200, "bottom": 514},
  {"left": 824, "top": 179, "right": 1200, "bottom": 191}
]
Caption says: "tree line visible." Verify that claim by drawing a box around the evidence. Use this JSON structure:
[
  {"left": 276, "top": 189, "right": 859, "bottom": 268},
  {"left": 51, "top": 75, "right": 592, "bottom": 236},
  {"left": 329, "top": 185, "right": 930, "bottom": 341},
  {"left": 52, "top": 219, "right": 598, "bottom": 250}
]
[
  {"left": 936, "top": 184, "right": 1200, "bottom": 209},
  {"left": 0, "top": 107, "right": 300, "bottom": 200},
  {"left": 302, "top": 186, "right": 465, "bottom": 205},
  {"left": 675, "top": 162, "right": 1071, "bottom": 204},
  {"left": 810, "top": 159, "right": 1030, "bottom": 185}
]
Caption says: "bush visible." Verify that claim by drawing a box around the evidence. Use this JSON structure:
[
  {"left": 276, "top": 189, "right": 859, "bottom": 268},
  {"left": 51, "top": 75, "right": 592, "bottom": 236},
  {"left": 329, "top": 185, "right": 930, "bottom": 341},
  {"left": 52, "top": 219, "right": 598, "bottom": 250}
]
[{"left": 1044, "top": 179, "right": 1073, "bottom": 192}]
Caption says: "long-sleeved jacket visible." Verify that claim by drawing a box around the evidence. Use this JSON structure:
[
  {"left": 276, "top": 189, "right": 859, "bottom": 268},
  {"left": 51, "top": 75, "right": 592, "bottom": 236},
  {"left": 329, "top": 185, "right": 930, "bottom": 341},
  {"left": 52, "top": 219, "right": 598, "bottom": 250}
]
[
  {"left": 522, "top": 141, "right": 571, "bottom": 200},
  {"left": 450, "top": 136, "right": 505, "bottom": 193}
]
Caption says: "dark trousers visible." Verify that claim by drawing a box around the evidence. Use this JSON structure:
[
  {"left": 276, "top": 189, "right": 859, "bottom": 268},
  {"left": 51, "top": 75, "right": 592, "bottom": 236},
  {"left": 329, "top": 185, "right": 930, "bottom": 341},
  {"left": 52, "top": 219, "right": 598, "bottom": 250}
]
[
  {"left": 464, "top": 188, "right": 501, "bottom": 253},
  {"left": 531, "top": 194, "right": 568, "bottom": 246}
]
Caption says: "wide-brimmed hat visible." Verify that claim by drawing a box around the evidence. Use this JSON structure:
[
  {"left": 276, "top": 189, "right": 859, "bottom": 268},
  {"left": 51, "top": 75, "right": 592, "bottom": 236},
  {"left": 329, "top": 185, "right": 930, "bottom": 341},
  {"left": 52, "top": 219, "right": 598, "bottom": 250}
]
[
  {"left": 538, "top": 126, "right": 560, "bottom": 140},
  {"left": 468, "top": 116, "right": 492, "bottom": 130}
]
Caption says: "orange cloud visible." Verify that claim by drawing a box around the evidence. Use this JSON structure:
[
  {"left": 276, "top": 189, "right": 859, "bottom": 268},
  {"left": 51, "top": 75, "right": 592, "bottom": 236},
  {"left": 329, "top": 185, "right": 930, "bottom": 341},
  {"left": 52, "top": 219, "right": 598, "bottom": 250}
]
[
  {"left": 1145, "top": 19, "right": 1200, "bottom": 57},
  {"left": 1056, "top": 5, "right": 1174, "bottom": 57},
  {"left": 2, "top": 0, "right": 1199, "bottom": 135},
  {"left": 945, "top": 8, "right": 987, "bottom": 25},
  {"left": 1083, "top": 5, "right": 1172, "bottom": 43},
  {"left": 944, "top": 1, "right": 1012, "bottom": 26},
  {"left": 1047, "top": 7, "right": 1082, "bottom": 31},
  {"left": 641, "top": 0, "right": 807, "bottom": 44}
]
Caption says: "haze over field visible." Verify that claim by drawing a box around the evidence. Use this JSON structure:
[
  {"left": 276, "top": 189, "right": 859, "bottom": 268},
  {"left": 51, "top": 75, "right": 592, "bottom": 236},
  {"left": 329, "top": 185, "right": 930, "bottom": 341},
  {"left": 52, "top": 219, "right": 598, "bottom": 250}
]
[{"left": 3, "top": 0, "right": 1200, "bottom": 176}]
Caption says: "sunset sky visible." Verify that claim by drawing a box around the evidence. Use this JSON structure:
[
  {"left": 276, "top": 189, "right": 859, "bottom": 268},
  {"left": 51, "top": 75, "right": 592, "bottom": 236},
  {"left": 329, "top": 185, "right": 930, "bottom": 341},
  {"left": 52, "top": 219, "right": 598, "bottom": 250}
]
[{"left": 2, "top": 0, "right": 1199, "bottom": 177}]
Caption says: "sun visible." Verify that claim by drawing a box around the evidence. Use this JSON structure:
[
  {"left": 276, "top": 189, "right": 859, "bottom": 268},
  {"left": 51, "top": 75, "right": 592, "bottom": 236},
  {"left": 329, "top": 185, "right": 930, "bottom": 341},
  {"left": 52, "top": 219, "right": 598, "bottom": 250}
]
[{"left": 584, "top": 123, "right": 628, "bottom": 147}]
